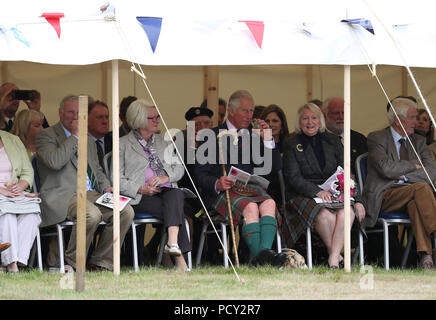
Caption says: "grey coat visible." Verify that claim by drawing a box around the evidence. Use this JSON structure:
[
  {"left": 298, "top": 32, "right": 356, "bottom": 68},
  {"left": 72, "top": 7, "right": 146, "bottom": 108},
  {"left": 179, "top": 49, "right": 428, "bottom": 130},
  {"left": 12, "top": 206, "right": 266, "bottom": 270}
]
[
  {"left": 362, "top": 127, "right": 436, "bottom": 228},
  {"left": 118, "top": 131, "right": 185, "bottom": 205},
  {"left": 36, "top": 122, "right": 110, "bottom": 227}
]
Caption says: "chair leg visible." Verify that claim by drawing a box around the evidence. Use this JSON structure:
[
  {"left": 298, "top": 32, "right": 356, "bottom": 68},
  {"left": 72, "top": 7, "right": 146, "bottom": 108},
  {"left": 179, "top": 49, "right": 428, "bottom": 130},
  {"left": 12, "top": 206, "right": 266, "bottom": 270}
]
[
  {"left": 156, "top": 228, "right": 166, "bottom": 266},
  {"left": 359, "top": 229, "right": 364, "bottom": 267},
  {"left": 401, "top": 227, "right": 414, "bottom": 269},
  {"left": 276, "top": 231, "right": 282, "bottom": 253},
  {"left": 433, "top": 238, "right": 436, "bottom": 266},
  {"left": 131, "top": 222, "right": 138, "bottom": 273},
  {"left": 184, "top": 218, "right": 192, "bottom": 270},
  {"left": 306, "top": 227, "right": 312, "bottom": 270},
  {"left": 381, "top": 220, "right": 389, "bottom": 270},
  {"left": 195, "top": 221, "right": 208, "bottom": 268},
  {"left": 57, "top": 224, "right": 65, "bottom": 274},
  {"left": 221, "top": 223, "right": 228, "bottom": 269},
  {"left": 37, "top": 229, "right": 43, "bottom": 272}
]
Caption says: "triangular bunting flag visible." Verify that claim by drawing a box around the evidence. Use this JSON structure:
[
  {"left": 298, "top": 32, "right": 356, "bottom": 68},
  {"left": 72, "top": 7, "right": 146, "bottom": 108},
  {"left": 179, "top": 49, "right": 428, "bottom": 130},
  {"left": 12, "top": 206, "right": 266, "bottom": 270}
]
[
  {"left": 341, "top": 18, "right": 374, "bottom": 35},
  {"left": 136, "top": 17, "right": 163, "bottom": 53},
  {"left": 41, "top": 13, "right": 64, "bottom": 38},
  {"left": 239, "top": 20, "right": 264, "bottom": 48}
]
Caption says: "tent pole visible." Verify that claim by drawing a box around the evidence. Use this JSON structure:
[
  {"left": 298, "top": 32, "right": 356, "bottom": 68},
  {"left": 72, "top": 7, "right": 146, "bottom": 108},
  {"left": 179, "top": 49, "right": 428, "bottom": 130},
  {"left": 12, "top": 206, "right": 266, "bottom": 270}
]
[
  {"left": 101, "top": 62, "right": 108, "bottom": 102},
  {"left": 76, "top": 95, "right": 88, "bottom": 291},
  {"left": 112, "top": 60, "right": 121, "bottom": 276},
  {"left": 401, "top": 67, "right": 408, "bottom": 96},
  {"left": 205, "top": 66, "right": 219, "bottom": 126},
  {"left": 344, "top": 65, "right": 351, "bottom": 272},
  {"left": 306, "top": 65, "right": 313, "bottom": 102},
  {"left": 1, "top": 62, "right": 8, "bottom": 82}
]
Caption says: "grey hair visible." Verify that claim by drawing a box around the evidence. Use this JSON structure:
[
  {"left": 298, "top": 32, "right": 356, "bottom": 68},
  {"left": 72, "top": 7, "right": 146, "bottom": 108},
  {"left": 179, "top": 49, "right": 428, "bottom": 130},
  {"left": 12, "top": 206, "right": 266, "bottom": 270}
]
[
  {"left": 322, "top": 97, "right": 344, "bottom": 114},
  {"left": 228, "top": 90, "right": 254, "bottom": 112},
  {"left": 126, "top": 99, "right": 155, "bottom": 130},
  {"left": 387, "top": 97, "right": 417, "bottom": 125},
  {"left": 59, "top": 95, "right": 78, "bottom": 111},
  {"left": 295, "top": 103, "right": 326, "bottom": 134}
]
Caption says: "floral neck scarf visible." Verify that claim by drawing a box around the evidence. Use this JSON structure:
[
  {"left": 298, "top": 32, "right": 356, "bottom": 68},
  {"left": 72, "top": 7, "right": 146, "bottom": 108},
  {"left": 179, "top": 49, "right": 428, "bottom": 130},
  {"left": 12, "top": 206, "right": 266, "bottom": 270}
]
[{"left": 134, "top": 131, "right": 166, "bottom": 177}]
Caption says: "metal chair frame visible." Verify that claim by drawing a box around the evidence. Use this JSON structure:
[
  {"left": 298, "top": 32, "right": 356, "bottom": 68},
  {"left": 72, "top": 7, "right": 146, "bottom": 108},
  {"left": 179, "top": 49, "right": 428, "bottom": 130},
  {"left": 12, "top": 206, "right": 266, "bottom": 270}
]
[{"left": 103, "top": 152, "right": 192, "bottom": 272}]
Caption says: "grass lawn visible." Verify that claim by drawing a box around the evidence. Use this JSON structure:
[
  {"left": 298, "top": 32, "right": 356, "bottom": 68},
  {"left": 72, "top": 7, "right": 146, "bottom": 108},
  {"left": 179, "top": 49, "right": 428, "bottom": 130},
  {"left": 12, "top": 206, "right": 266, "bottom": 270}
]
[{"left": 1, "top": 264, "right": 436, "bottom": 300}]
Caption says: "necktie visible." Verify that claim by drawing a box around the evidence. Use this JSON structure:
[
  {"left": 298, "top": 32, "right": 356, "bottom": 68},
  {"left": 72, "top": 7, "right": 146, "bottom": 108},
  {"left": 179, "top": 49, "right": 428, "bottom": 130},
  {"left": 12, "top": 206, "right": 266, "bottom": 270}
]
[
  {"left": 75, "top": 151, "right": 99, "bottom": 191},
  {"left": 6, "top": 119, "right": 13, "bottom": 131},
  {"left": 399, "top": 138, "right": 409, "bottom": 160},
  {"left": 95, "top": 139, "right": 104, "bottom": 169},
  {"left": 87, "top": 164, "right": 99, "bottom": 191}
]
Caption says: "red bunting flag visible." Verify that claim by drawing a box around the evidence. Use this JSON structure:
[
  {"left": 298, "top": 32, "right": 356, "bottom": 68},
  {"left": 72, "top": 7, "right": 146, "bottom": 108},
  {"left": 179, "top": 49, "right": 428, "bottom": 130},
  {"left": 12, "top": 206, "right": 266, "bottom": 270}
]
[
  {"left": 41, "top": 13, "right": 64, "bottom": 38},
  {"left": 239, "top": 20, "right": 264, "bottom": 48}
]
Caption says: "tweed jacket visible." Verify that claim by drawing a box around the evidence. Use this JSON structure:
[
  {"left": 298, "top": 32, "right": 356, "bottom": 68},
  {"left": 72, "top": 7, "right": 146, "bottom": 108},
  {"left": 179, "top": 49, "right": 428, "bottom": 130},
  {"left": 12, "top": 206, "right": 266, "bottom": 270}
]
[
  {"left": 0, "top": 130, "right": 33, "bottom": 188},
  {"left": 362, "top": 127, "right": 436, "bottom": 228},
  {"left": 195, "top": 122, "right": 282, "bottom": 209},
  {"left": 283, "top": 131, "right": 351, "bottom": 201},
  {"left": 36, "top": 122, "right": 110, "bottom": 227},
  {"left": 118, "top": 130, "right": 185, "bottom": 205}
]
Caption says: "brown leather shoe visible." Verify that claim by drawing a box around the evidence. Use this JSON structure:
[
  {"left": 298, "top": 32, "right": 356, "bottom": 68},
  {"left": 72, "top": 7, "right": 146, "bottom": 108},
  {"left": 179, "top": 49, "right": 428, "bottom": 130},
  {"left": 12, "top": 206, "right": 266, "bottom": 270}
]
[
  {"left": 87, "top": 263, "right": 109, "bottom": 272},
  {"left": 0, "top": 243, "right": 11, "bottom": 253},
  {"left": 420, "top": 254, "right": 434, "bottom": 270}
]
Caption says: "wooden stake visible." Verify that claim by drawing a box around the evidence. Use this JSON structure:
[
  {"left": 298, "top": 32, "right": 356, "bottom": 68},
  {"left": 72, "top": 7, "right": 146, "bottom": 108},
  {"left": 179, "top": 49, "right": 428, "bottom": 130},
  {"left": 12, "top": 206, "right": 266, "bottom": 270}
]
[
  {"left": 343, "top": 66, "right": 351, "bottom": 273},
  {"left": 112, "top": 60, "right": 121, "bottom": 276},
  {"left": 75, "top": 95, "right": 88, "bottom": 292}
]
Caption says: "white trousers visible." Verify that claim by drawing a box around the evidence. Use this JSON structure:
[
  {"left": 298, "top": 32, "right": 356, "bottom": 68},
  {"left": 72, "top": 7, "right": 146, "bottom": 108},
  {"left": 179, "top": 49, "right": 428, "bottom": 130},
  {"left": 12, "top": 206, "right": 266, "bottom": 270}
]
[{"left": 0, "top": 213, "right": 41, "bottom": 266}]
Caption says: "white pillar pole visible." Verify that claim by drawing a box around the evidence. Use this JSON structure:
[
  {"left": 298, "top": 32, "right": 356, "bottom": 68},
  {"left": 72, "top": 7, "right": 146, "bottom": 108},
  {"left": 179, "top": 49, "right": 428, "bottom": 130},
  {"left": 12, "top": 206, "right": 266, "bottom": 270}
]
[
  {"left": 112, "top": 60, "right": 120, "bottom": 275},
  {"left": 344, "top": 65, "right": 351, "bottom": 273}
]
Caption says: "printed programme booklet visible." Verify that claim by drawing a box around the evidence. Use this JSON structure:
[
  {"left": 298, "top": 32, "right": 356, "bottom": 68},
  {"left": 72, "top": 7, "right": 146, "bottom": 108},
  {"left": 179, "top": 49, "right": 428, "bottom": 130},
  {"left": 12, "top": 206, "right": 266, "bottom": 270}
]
[
  {"left": 95, "top": 192, "right": 132, "bottom": 211},
  {"left": 227, "top": 166, "right": 270, "bottom": 190}
]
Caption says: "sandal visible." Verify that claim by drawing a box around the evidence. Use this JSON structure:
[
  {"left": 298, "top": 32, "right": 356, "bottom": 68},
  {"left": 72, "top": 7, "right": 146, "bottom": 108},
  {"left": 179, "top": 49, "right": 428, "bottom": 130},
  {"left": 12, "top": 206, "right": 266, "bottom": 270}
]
[{"left": 420, "top": 254, "right": 434, "bottom": 270}]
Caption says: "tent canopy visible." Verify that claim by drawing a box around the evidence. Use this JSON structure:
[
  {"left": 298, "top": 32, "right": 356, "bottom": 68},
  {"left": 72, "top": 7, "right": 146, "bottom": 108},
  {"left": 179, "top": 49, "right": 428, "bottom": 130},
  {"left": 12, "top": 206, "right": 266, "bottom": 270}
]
[{"left": 2, "top": 0, "right": 436, "bottom": 67}]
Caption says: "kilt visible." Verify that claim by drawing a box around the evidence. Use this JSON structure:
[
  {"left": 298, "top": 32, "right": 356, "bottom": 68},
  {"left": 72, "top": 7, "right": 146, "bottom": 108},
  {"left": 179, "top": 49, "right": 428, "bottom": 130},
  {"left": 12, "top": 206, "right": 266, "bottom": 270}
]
[
  {"left": 211, "top": 184, "right": 277, "bottom": 225},
  {"left": 281, "top": 195, "right": 360, "bottom": 248}
]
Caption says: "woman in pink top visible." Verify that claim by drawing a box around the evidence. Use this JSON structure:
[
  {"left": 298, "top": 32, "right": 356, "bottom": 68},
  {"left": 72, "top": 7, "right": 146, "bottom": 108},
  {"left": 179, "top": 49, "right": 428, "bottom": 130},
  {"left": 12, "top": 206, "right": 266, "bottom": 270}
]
[
  {"left": 119, "top": 100, "right": 189, "bottom": 271},
  {"left": 0, "top": 130, "right": 39, "bottom": 273}
]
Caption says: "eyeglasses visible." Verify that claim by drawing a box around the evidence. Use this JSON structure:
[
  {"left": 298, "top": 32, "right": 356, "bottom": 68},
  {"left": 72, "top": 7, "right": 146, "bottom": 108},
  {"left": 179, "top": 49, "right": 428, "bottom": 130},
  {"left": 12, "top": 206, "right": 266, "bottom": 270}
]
[{"left": 147, "top": 115, "right": 161, "bottom": 122}]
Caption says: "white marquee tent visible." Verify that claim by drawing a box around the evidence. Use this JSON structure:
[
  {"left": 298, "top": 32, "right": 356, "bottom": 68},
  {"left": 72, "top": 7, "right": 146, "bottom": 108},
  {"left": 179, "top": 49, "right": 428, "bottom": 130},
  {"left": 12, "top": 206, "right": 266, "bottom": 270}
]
[{"left": 2, "top": 0, "right": 436, "bottom": 281}]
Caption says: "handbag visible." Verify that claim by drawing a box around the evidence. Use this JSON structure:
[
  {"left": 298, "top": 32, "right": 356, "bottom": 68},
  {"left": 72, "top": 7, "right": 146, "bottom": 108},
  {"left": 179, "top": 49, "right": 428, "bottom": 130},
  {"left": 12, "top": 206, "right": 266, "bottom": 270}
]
[{"left": 281, "top": 248, "right": 308, "bottom": 269}]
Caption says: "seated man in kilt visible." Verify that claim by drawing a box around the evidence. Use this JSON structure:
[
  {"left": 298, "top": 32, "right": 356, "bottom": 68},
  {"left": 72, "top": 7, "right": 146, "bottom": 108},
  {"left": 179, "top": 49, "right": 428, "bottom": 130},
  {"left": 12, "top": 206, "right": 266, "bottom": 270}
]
[{"left": 195, "top": 90, "right": 286, "bottom": 266}]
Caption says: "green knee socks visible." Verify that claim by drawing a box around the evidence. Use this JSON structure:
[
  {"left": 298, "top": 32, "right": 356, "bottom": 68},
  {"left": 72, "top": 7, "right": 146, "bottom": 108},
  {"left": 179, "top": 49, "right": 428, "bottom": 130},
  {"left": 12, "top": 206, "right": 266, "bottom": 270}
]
[
  {"left": 241, "top": 222, "right": 261, "bottom": 257},
  {"left": 259, "top": 216, "right": 278, "bottom": 251},
  {"left": 241, "top": 216, "right": 278, "bottom": 257}
]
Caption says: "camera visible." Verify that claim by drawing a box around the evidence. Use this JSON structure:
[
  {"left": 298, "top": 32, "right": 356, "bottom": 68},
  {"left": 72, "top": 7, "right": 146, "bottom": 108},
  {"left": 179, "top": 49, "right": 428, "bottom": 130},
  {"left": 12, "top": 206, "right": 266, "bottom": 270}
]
[{"left": 12, "top": 90, "right": 36, "bottom": 101}]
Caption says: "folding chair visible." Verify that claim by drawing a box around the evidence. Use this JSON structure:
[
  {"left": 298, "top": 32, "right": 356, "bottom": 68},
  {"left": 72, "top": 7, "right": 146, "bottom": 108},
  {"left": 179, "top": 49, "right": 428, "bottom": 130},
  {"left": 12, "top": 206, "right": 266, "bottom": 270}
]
[
  {"left": 103, "top": 152, "right": 192, "bottom": 272},
  {"left": 195, "top": 215, "right": 282, "bottom": 268},
  {"left": 33, "top": 156, "right": 107, "bottom": 273},
  {"left": 355, "top": 152, "right": 416, "bottom": 270}
]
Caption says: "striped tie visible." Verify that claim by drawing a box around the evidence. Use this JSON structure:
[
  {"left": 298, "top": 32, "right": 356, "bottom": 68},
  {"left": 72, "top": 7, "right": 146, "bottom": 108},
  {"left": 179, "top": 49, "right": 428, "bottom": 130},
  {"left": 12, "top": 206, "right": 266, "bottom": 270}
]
[{"left": 87, "top": 164, "right": 99, "bottom": 191}]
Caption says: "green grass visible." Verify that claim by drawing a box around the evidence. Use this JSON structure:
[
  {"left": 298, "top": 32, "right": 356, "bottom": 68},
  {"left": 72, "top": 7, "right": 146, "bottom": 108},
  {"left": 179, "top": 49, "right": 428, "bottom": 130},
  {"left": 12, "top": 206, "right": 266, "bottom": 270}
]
[{"left": 1, "top": 265, "right": 436, "bottom": 300}]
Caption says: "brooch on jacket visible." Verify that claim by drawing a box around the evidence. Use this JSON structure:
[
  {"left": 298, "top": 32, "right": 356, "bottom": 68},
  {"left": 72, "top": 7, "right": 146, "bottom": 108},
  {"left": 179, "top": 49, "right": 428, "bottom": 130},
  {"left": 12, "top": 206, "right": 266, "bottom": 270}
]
[{"left": 296, "top": 144, "right": 303, "bottom": 152}]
